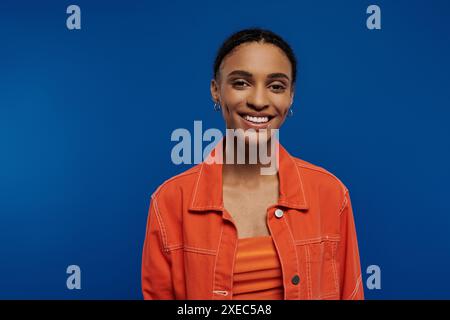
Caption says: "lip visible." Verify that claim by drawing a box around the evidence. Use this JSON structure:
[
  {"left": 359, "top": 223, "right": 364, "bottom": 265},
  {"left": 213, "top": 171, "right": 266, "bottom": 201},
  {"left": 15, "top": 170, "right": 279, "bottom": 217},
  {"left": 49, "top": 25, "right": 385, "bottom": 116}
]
[{"left": 238, "top": 113, "right": 275, "bottom": 129}]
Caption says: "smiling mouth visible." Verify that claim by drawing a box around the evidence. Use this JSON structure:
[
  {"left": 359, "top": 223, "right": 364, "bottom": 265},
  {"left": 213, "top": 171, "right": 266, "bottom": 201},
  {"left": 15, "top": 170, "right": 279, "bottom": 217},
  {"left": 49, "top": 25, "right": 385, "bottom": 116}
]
[{"left": 238, "top": 113, "right": 275, "bottom": 125}]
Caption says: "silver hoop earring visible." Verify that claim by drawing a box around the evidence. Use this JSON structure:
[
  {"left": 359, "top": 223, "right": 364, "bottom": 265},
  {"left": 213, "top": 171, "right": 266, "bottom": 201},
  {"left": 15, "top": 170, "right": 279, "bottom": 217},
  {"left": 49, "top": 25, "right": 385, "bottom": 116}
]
[
  {"left": 213, "top": 101, "right": 221, "bottom": 111},
  {"left": 287, "top": 108, "right": 294, "bottom": 117}
]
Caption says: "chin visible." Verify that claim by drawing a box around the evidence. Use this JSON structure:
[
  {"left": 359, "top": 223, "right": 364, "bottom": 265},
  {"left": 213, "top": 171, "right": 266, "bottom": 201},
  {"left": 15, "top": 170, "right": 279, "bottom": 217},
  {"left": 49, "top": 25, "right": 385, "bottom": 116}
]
[{"left": 238, "top": 129, "right": 273, "bottom": 147}]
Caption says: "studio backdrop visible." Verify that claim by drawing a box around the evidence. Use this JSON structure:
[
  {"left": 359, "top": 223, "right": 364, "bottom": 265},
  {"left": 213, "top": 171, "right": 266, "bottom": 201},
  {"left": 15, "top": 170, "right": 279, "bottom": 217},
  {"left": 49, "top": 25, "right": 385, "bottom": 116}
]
[{"left": 1, "top": 0, "right": 449, "bottom": 299}]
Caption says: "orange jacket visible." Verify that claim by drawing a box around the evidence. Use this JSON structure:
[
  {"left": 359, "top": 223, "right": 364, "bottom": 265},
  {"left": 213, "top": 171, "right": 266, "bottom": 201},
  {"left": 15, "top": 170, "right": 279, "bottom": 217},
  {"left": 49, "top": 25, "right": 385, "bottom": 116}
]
[{"left": 141, "top": 139, "right": 364, "bottom": 300}]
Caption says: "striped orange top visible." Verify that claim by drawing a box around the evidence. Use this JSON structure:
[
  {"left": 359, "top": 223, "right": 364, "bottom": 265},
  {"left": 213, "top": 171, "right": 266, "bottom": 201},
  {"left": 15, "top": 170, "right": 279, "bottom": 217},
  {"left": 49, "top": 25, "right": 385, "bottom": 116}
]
[{"left": 232, "top": 235, "right": 284, "bottom": 300}]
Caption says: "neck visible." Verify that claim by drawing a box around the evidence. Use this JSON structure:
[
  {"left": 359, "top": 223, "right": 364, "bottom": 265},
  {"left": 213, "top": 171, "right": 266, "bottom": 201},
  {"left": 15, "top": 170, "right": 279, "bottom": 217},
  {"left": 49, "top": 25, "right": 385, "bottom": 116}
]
[{"left": 222, "top": 136, "right": 277, "bottom": 185}]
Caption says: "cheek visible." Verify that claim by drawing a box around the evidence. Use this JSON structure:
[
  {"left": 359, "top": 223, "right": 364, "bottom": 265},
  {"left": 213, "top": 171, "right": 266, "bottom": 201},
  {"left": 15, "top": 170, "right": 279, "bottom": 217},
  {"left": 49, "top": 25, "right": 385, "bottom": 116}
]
[
  {"left": 221, "top": 86, "right": 248, "bottom": 107},
  {"left": 272, "top": 95, "right": 292, "bottom": 115}
]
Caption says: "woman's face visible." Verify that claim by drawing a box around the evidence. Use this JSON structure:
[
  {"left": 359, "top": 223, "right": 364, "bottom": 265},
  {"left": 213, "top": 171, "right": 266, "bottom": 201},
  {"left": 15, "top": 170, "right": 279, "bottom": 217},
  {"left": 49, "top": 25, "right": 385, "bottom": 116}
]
[{"left": 211, "top": 41, "right": 294, "bottom": 145}]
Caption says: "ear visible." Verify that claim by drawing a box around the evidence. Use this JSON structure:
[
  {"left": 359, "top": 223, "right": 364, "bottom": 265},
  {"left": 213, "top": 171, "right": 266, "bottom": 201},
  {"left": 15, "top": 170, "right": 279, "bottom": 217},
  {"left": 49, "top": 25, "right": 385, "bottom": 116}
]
[
  {"left": 290, "top": 84, "right": 295, "bottom": 106},
  {"left": 210, "top": 78, "right": 220, "bottom": 103}
]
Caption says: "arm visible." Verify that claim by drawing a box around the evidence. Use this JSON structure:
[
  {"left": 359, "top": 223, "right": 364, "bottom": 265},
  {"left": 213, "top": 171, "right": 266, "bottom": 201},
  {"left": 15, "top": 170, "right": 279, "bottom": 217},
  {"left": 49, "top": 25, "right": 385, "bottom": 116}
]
[
  {"left": 141, "top": 195, "right": 175, "bottom": 299},
  {"left": 337, "top": 189, "right": 364, "bottom": 300}
]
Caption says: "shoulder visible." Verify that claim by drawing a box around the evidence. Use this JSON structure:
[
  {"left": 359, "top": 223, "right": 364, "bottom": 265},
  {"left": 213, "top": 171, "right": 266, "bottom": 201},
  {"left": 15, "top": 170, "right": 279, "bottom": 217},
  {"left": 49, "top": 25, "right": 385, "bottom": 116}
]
[
  {"left": 147, "top": 164, "right": 201, "bottom": 236},
  {"left": 290, "top": 154, "right": 349, "bottom": 202},
  {"left": 151, "top": 164, "right": 201, "bottom": 201}
]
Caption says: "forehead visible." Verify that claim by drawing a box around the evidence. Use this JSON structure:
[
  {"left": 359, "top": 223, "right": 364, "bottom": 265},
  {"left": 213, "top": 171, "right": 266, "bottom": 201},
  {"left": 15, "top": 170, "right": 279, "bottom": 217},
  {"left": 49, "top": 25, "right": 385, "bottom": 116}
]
[{"left": 220, "top": 42, "right": 292, "bottom": 78}]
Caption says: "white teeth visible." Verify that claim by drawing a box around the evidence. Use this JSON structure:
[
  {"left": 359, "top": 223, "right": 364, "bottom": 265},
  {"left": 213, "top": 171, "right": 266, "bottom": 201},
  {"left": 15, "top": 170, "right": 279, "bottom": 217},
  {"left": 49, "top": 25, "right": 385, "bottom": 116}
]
[{"left": 243, "top": 115, "right": 269, "bottom": 124}]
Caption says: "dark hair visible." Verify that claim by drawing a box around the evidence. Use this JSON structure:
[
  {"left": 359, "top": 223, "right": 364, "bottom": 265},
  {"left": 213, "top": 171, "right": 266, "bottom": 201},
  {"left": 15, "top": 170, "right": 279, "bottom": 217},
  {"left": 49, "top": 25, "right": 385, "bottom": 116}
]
[{"left": 213, "top": 28, "right": 297, "bottom": 85}]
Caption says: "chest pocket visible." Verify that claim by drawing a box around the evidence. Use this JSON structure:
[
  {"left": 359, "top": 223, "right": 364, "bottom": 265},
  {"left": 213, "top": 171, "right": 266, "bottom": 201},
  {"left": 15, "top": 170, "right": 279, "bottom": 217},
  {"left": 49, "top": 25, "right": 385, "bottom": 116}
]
[{"left": 296, "top": 236, "right": 340, "bottom": 299}]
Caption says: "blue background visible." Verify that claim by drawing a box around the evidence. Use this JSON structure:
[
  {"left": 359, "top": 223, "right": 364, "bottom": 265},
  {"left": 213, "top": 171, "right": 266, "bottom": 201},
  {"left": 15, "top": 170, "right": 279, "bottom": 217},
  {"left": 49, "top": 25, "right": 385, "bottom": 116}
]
[{"left": 1, "top": 0, "right": 449, "bottom": 299}]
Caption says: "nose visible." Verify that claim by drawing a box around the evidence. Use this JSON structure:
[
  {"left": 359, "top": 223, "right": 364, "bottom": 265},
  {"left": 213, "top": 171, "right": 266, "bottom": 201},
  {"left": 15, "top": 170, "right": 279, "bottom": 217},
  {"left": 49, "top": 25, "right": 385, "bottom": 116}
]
[{"left": 246, "top": 84, "right": 269, "bottom": 111}]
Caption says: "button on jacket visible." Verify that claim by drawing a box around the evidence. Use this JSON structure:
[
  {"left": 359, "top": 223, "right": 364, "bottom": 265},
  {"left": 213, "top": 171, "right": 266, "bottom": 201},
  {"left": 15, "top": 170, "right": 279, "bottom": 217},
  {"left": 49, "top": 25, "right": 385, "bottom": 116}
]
[{"left": 141, "top": 139, "right": 364, "bottom": 300}]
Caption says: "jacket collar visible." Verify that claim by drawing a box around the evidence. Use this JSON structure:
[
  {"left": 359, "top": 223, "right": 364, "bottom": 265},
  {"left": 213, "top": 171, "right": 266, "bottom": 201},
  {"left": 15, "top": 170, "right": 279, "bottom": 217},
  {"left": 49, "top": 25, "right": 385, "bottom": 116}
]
[{"left": 188, "top": 137, "right": 309, "bottom": 212}]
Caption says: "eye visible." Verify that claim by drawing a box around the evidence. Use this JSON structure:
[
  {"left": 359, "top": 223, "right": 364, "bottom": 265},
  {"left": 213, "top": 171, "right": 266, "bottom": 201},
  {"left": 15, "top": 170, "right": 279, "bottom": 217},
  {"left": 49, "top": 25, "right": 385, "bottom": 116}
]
[
  {"left": 232, "top": 80, "right": 250, "bottom": 89},
  {"left": 269, "top": 83, "right": 286, "bottom": 93}
]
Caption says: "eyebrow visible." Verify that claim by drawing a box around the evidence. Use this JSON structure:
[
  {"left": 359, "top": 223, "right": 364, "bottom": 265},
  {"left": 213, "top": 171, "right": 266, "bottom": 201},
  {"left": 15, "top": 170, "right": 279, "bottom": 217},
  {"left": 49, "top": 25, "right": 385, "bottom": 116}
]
[{"left": 227, "top": 70, "right": 290, "bottom": 81}]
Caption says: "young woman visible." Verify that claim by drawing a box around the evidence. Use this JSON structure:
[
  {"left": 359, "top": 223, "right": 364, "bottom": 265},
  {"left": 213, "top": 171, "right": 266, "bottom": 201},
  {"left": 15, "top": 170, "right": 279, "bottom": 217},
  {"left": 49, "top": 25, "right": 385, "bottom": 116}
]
[{"left": 141, "top": 28, "right": 364, "bottom": 300}]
